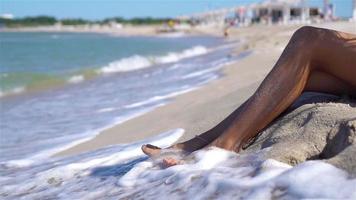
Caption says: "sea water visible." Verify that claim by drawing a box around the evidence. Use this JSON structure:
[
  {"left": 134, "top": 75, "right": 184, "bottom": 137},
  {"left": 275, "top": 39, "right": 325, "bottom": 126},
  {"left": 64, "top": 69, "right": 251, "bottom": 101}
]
[{"left": 0, "top": 32, "right": 244, "bottom": 164}]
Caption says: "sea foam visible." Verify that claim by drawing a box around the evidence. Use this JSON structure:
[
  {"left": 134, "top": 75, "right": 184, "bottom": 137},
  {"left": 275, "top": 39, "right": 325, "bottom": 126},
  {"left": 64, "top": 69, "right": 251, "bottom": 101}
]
[
  {"left": 68, "top": 75, "right": 85, "bottom": 84},
  {"left": 1, "top": 129, "right": 355, "bottom": 200},
  {"left": 99, "top": 46, "right": 208, "bottom": 74},
  {"left": 0, "top": 86, "right": 26, "bottom": 98},
  {"left": 124, "top": 87, "right": 197, "bottom": 109},
  {"left": 1, "top": 105, "right": 166, "bottom": 168},
  {"left": 0, "top": 129, "right": 185, "bottom": 199}
]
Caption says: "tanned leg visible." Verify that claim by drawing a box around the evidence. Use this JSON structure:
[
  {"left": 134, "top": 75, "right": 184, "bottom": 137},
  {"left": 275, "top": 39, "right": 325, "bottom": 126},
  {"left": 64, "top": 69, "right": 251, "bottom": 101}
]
[
  {"left": 212, "top": 27, "right": 356, "bottom": 151},
  {"left": 142, "top": 26, "right": 356, "bottom": 159}
]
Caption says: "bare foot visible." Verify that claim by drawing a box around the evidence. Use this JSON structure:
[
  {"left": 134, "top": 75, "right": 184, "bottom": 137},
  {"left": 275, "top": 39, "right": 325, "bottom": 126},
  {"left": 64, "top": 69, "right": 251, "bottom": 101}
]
[
  {"left": 162, "top": 157, "right": 180, "bottom": 167},
  {"left": 141, "top": 144, "right": 183, "bottom": 168},
  {"left": 141, "top": 144, "right": 162, "bottom": 156},
  {"left": 141, "top": 133, "right": 214, "bottom": 158},
  {"left": 141, "top": 132, "right": 233, "bottom": 167}
]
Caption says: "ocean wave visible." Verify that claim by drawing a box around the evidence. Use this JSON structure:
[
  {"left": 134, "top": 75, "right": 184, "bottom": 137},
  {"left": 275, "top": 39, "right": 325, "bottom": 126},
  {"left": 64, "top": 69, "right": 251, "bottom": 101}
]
[
  {"left": 0, "top": 45, "right": 215, "bottom": 96},
  {"left": 1, "top": 105, "right": 166, "bottom": 168},
  {"left": 181, "top": 59, "right": 236, "bottom": 80},
  {"left": 156, "top": 46, "right": 208, "bottom": 64},
  {"left": 0, "top": 129, "right": 184, "bottom": 199},
  {"left": 96, "top": 107, "right": 117, "bottom": 113},
  {"left": 100, "top": 55, "right": 152, "bottom": 74},
  {"left": 0, "top": 86, "right": 26, "bottom": 98},
  {"left": 68, "top": 75, "right": 85, "bottom": 84},
  {"left": 0, "top": 72, "right": 69, "bottom": 97},
  {"left": 99, "top": 45, "right": 208, "bottom": 74},
  {"left": 68, "top": 75, "right": 85, "bottom": 83},
  {"left": 124, "top": 87, "right": 197, "bottom": 109},
  {"left": 158, "top": 32, "right": 186, "bottom": 38}
]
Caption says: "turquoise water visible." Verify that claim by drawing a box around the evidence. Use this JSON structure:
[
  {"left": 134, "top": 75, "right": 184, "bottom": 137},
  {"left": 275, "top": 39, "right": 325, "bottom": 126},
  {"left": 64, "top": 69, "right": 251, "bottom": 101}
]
[
  {"left": 0, "top": 32, "right": 220, "bottom": 94},
  {"left": 0, "top": 32, "right": 245, "bottom": 165}
]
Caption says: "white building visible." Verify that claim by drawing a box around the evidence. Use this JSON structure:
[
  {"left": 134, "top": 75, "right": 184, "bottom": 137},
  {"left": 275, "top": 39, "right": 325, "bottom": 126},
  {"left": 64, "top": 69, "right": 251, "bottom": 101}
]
[
  {"left": 246, "top": 0, "right": 322, "bottom": 25},
  {"left": 178, "top": 0, "right": 324, "bottom": 27},
  {"left": 0, "top": 13, "right": 14, "bottom": 19},
  {"left": 353, "top": 0, "right": 356, "bottom": 21}
]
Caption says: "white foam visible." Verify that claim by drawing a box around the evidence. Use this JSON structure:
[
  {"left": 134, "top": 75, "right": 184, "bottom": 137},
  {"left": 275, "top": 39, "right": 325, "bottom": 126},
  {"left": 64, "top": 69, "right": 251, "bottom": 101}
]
[
  {"left": 96, "top": 107, "right": 117, "bottom": 113},
  {"left": 158, "top": 32, "right": 186, "bottom": 38},
  {"left": 156, "top": 46, "right": 208, "bottom": 64},
  {"left": 1, "top": 130, "right": 355, "bottom": 199},
  {"left": 99, "top": 46, "right": 208, "bottom": 74},
  {"left": 2, "top": 105, "right": 165, "bottom": 168},
  {"left": 182, "top": 66, "right": 220, "bottom": 79},
  {"left": 117, "top": 148, "right": 356, "bottom": 199},
  {"left": 0, "top": 73, "right": 8, "bottom": 78},
  {"left": 0, "top": 86, "right": 26, "bottom": 98},
  {"left": 9, "top": 86, "right": 25, "bottom": 94},
  {"left": 124, "top": 87, "right": 197, "bottom": 109},
  {"left": 181, "top": 59, "right": 235, "bottom": 80},
  {"left": 0, "top": 129, "right": 185, "bottom": 199},
  {"left": 100, "top": 55, "right": 152, "bottom": 73},
  {"left": 68, "top": 75, "right": 85, "bottom": 84}
]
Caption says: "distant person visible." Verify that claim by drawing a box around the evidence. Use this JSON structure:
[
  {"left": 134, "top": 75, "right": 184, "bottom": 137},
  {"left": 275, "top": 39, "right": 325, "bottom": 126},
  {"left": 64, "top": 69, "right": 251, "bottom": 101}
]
[
  {"left": 168, "top": 20, "right": 175, "bottom": 28},
  {"left": 223, "top": 27, "right": 229, "bottom": 37},
  {"left": 223, "top": 20, "right": 235, "bottom": 37},
  {"left": 142, "top": 26, "right": 356, "bottom": 167}
]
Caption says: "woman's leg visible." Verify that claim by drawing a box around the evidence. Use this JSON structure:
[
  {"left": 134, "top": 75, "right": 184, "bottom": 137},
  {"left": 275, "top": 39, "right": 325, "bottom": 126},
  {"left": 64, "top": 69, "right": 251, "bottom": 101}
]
[
  {"left": 212, "top": 26, "right": 356, "bottom": 151},
  {"left": 142, "top": 26, "right": 356, "bottom": 156}
]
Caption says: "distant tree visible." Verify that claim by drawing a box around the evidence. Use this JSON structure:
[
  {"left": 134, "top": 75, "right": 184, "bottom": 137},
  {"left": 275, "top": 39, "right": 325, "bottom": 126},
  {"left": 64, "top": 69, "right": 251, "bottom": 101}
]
[
  {"left": 128, "top": 17, "right": 171, "bottom": 25},
  {"left": 0, "top": 15, "right": 174, "bottom": 28},
  {"left": 0, "top": 16, "right": 57, "bottom": 27},
  {"left": 102, "top": 17, "right": 125, "bottom": 24},
  {"left": 60, "top": 18, "right": 89, "bottom": 25}
]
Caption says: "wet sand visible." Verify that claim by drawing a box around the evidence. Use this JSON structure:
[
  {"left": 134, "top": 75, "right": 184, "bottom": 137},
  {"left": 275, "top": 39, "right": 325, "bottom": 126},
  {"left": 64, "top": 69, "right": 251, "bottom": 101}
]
[{"left": 56, "top": 21, "right": 356, "bottom": 157}]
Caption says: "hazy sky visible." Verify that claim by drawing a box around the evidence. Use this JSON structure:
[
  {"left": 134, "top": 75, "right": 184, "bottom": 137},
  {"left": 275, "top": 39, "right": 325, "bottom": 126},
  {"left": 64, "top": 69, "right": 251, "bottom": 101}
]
[{"left": 0, "top": 0, "right": 353, "bottom": 19}]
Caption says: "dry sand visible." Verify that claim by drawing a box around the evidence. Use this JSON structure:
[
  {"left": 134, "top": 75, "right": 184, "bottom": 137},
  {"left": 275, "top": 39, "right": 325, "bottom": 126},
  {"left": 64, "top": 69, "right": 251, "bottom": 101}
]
[{"left": 56, "top": 21, "right": 356, "bottom": 158}]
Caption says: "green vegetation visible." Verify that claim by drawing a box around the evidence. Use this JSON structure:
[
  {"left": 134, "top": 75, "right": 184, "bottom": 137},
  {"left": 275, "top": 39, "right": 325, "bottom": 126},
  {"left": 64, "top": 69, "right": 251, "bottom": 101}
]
[
  {"left": 0, "top": 16, "right": 57, "bottom": 27},
  {"left": 0, "top": 16, "right": 174, "bottom": 27},
  {"left": 60, "top": 18, "right": 90, "bottom": 25},
  {"left": 101, "top": 17, "right": 172, "bottom": 25}
]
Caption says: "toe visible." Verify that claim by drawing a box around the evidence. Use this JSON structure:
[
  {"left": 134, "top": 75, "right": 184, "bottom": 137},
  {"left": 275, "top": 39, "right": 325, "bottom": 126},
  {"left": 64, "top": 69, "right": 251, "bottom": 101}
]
[
  {"left": 141, "top": 144, "right": 161, "bottom": 156},
  {"left": 163, "top": 157, "right": 179, "bottom": 167},
  {"left": 145, "top": 144, "right": 161, "bottom": 149}
]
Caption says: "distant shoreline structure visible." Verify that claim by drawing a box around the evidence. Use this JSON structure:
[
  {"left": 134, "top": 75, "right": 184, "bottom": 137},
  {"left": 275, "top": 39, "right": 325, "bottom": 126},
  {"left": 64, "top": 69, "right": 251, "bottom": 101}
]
[
  {"left": 1, "top": 0, "right": 354, "bottom": 34},
  {"left": 177, "top": 0, "right": 348, "bottom": 28}
]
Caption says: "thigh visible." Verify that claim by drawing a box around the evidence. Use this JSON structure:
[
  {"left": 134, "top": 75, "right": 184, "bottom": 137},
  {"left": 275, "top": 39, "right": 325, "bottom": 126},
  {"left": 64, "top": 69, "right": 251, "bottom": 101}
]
[
  {"left": 312, "top": 29, "right": 356, "bottom": 88},
  {"left": 305, "top": 70, "right": 356, "bottom": 96}
]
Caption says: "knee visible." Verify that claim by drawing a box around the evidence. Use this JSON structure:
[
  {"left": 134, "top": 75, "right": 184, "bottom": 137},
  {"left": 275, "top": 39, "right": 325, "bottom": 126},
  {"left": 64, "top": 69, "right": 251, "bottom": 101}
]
[
  {"left": 289, "top": 26, "right": 324, "bottom": 55},
  {"left": 292, "top": 26, "right": 323, "bottom": 44},
  {"left": 295, "top": 26, "right": 317, "bottom": 34}
]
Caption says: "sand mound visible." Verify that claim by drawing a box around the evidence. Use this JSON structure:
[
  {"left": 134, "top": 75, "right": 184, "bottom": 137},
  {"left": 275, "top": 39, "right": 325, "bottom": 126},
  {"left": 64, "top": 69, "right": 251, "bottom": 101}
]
[{"left": 243, "top": 92, "right": 356, "bottom": 176}]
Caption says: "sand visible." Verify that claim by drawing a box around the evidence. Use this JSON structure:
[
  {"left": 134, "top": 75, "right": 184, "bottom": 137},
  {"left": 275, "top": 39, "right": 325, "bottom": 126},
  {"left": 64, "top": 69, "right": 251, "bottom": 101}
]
[
  {"left": 56, "top": 21, "right": 356, "bottom": 158},
  {"left": 242, "top": 92, "right": 356, "bottom": 175}
]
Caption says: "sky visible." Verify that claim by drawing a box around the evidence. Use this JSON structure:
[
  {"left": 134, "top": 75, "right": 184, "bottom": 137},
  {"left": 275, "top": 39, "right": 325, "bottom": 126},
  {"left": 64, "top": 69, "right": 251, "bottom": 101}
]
[{"left": 0, "top": 0, "right": 353, "bottom": 20}]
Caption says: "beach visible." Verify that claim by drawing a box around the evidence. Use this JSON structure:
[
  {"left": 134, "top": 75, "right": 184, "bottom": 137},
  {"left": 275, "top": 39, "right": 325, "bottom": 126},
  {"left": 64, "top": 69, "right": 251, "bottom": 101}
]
[
  {"left": 1, "top": 21, "right": 356, "bottom": 199},
  {"left": 57, "top": 21, "right": 356, "bottom": 157}
]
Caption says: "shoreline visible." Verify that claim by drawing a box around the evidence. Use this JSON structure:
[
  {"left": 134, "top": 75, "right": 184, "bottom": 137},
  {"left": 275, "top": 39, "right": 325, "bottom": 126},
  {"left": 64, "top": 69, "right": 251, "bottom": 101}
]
[
  {"left": 55, "top": 21, "right": 356, "bottom": 158},
  {"left": 0, "top": 25, "right": 218, "bottom": 38},
  {"left": 54, "top": 25, "right": 284, "bottom": 157}
]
